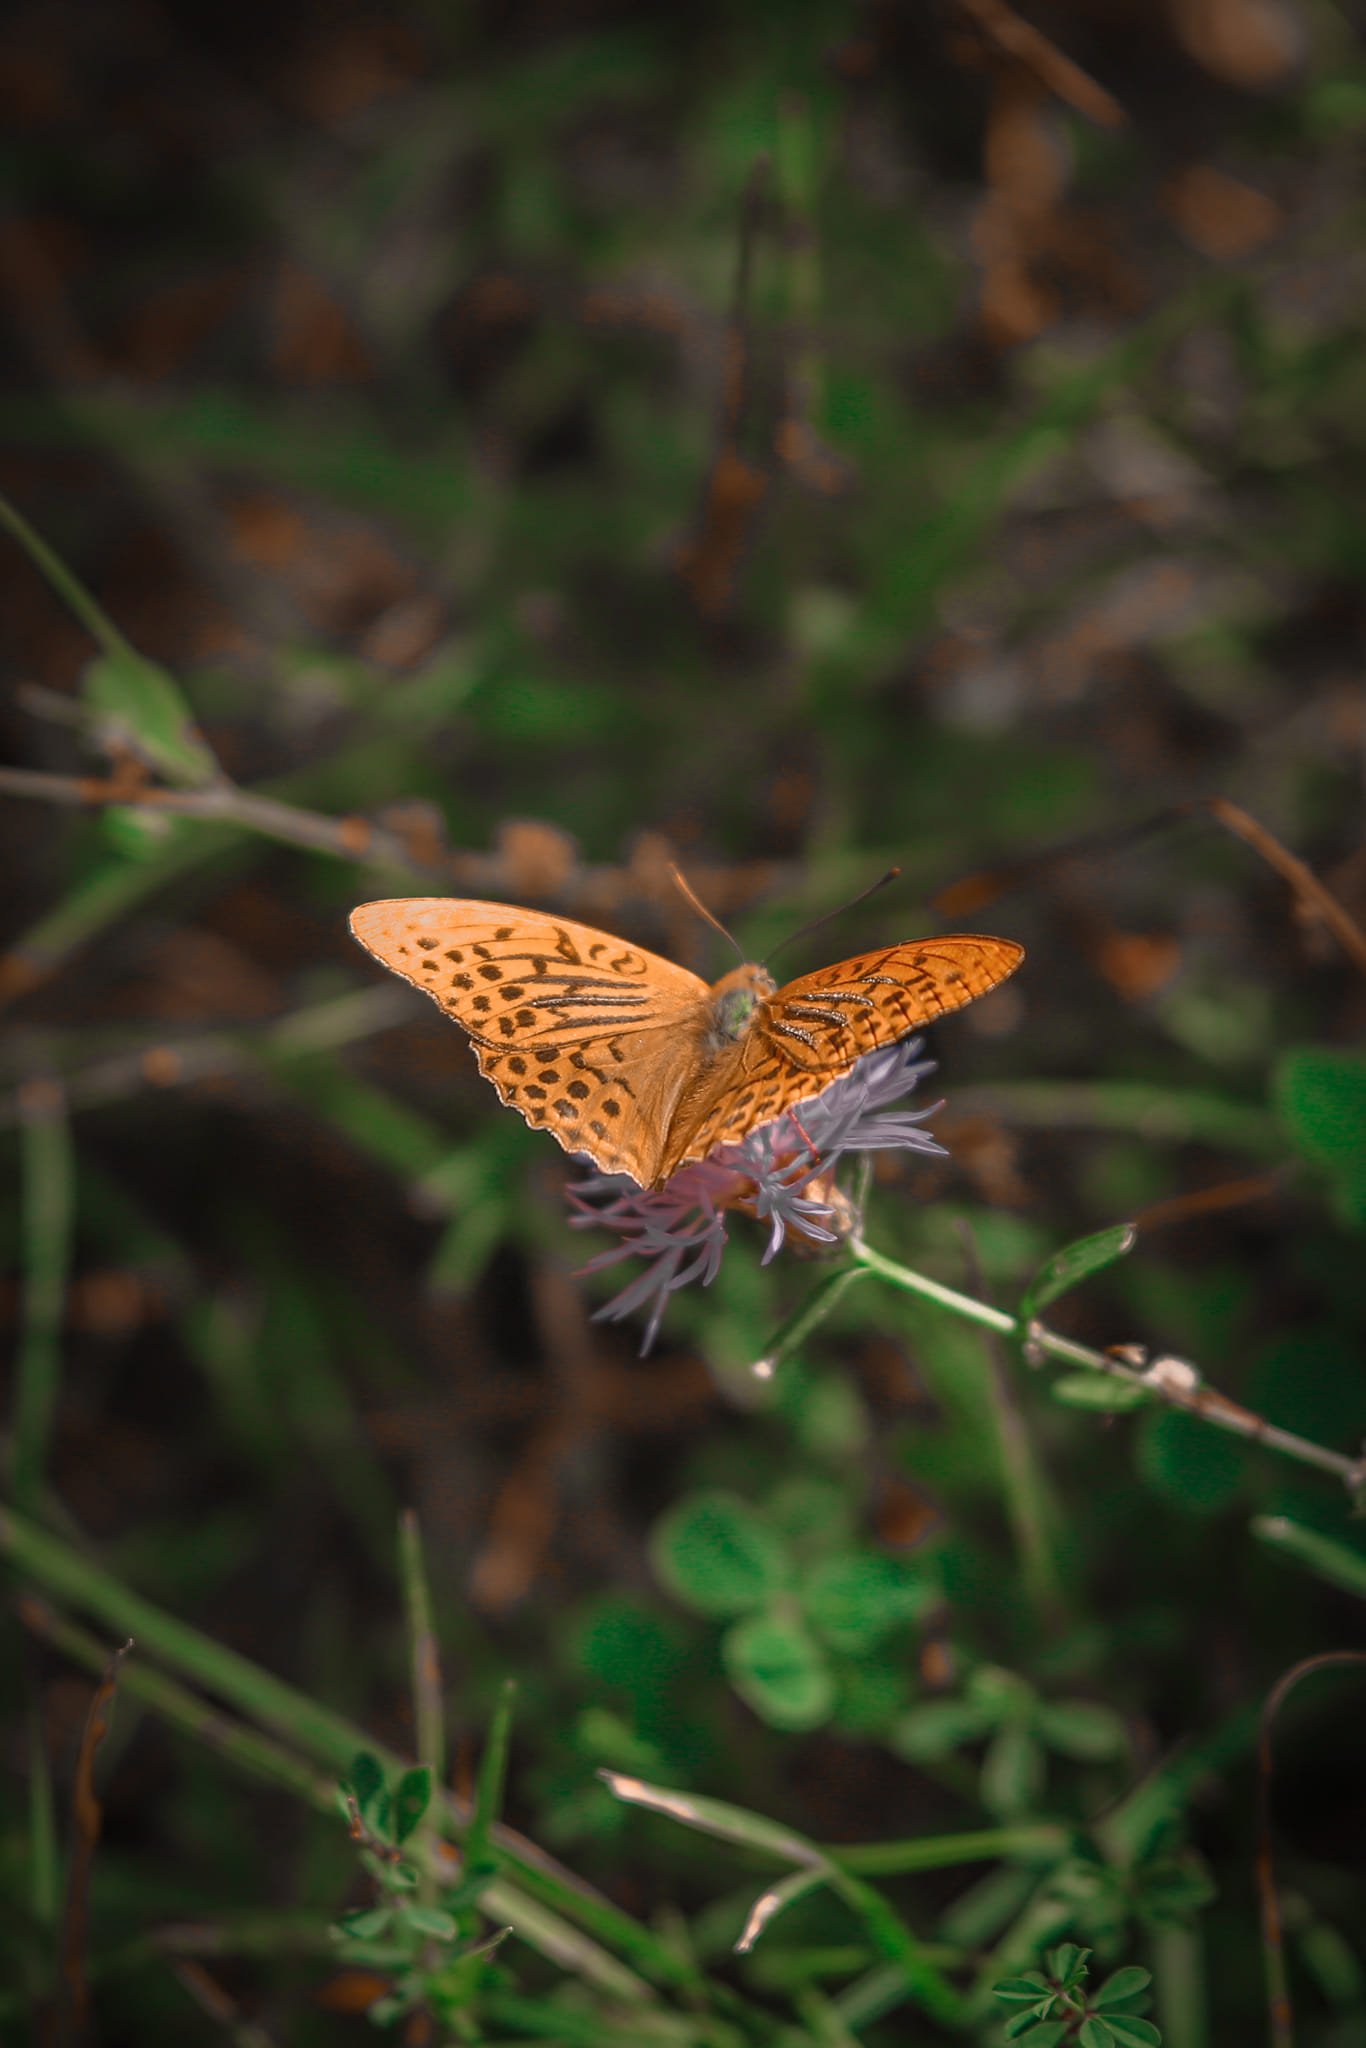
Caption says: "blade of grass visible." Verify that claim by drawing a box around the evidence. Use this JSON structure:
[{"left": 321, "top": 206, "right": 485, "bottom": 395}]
[
  {"left": 397, "top": 1507, "right": 444, "bottom": 1931},
  {"left": 398, "top": 1510, "right": 445, "bottom": 1794},
  {"left": 0, "top": 1505, "right": 699, "bottom": 1996},
  {"left": 461, "top": 1679, "right": 518, "bottom": 1933},
  {"left": 600, "top": 1771, "right": 964, "bottom": 2024},
  {"left": 17, "top": 1596, "right": 655, "bottom": 2007}
]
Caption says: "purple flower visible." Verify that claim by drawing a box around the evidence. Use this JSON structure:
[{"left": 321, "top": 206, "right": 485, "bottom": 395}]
[{"left": 566, "top": 1039, "right": 945, "bottom": 1353}]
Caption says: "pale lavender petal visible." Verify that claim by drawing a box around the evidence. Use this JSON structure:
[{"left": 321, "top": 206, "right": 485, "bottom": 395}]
[{"left": 569, "top": 1036, "right": 943, "bottom": 1352}]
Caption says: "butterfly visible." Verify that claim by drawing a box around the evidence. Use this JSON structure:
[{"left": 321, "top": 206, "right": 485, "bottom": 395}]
[{"left": 349, "top": 899, "right": 1023, "bottom": 1190}]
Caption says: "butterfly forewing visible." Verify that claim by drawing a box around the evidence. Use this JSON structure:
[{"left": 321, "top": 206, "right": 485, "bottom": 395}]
[
  {"left": 661, "top": 935, "right": 1023, "bottom": 1173},
  {"left": 349, "top": 899, "right": 711, "bottom": 1182}
]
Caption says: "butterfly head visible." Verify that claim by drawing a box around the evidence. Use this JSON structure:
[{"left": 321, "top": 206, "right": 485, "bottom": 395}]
[{"left": 707, "top": 961, "right": 777, "bottom": 1045}]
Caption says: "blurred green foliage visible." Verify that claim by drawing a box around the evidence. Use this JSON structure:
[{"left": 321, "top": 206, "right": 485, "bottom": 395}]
[{"left": 2, "top": 0, "right": 1366, "bottom": 2044}]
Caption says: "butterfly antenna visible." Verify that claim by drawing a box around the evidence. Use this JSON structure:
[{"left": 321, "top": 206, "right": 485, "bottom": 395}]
[
  {"left": 667, "top": 863, "right": 745, "bottom": 963},
  {"left": 765, "top": 866, "right": 902, "bottom": 969}
]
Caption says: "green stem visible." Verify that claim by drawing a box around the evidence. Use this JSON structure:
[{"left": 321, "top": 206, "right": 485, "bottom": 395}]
[
  {"left": 847, "top": 1240, "right": 1366, "bottom": 1496},
  {"left": 833, "top": 1824, "right": 1068, "bottom": 1878},
  {"left": 397, "top": 1509, "right": 445, "bottom": 1898}
]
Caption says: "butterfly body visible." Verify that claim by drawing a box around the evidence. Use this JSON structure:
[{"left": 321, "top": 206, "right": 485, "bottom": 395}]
[
  {"left": 349, "top": 899, "right": 1022, "bottom": 1189},
  {"left": 703, "top": 963, "right": 778, "bottom": 1049}
]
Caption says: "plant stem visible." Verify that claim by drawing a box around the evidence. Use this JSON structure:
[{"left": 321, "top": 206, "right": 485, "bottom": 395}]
[
  {"left": 847, "top": 1239, "right": 1366, "bottom": 1498},
  {"left": 0, "top": 489, "right": 140, "bottom": 665},
  {"left": 833, "top": 1824, "right": 1068, "bottom": 1877}
]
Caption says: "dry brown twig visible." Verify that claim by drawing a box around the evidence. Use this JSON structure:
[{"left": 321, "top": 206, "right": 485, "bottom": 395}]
[{"left": 57, "top": 1637, "right": 133, "bottom": 2047}]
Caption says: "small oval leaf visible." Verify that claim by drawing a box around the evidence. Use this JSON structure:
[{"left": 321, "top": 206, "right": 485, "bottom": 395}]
[
  {"left": 1102, "top": 2019, "right": 1163, "bottom": 2047},
  {"left": 1093, "top": 1965, "right": 1154, "bottom": 2008},
  {"left": 391, "top": 1765, "right": 432, "bottom": 1844},
  {"left": 404, "top": 1904, "right": 458, "bottom": 1941},
  {"left": 802, "top": 1551, "right": 932, "bottom": 1651},
  {"left": 1036, "top": 1700, "right": 1130, "bottom": 1761},
  {"left": 721, "top": 1611, "right": 835, "bottom": 1731},
  {"left": 1021, "top": 1225, "right": 1136, "bottom": 1322},
  {"left": 346, "top": 1751, "right": 386, "bottom": 1820},
  {"left": 652, "top": 1493, "right": 790, "bottom": 1618}
]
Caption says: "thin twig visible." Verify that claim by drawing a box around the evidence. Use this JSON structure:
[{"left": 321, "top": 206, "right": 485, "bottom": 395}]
[
  {"left": 952, "top": 0, "right": 1127, "bottom": 128},
  {"left": 848, "top": 1238, "right": 1366, "bottom": 1499},
  {"left": 57, "top": 1637, "right": 133, "bottom": 2047},
  {"left": 0, "top": 763, "right": 413, "bottom": 867},
  {"left": 166, "top": 1958, "right": 280, "bottom": 2048},
  {"left": 0, "top": 985, "right": 414, "bottom": 1129},
  {"left": 1205, "top": 797, "right": 1366, "bottom": 978}
]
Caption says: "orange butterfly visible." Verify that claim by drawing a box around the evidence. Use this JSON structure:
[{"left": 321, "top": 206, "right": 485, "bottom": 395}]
[{"left": 349, "top": 899, "right": 1022, "bottom": 1189}]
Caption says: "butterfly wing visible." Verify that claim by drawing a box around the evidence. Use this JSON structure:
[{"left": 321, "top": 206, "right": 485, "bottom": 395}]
[
  {"left": 350, "top": 899, "right": 712, "bottom": 1183},
  {"left": 661, "top": 934, "right": 1023, "bottom": 1174}
]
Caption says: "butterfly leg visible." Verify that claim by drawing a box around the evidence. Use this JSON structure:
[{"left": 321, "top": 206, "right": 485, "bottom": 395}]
[{"left": 787, "top": 1108, "right": 822, "bottom": 1169}]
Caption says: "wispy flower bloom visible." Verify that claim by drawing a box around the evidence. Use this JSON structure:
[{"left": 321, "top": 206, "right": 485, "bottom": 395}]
[{"left": 566, "top": 1039, "right": 945, "bottom": 1352}]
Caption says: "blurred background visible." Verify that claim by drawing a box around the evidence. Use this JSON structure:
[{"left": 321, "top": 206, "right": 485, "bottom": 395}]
[{"left": 2, "top": 1, "right": 1365, "bottom": 2042}]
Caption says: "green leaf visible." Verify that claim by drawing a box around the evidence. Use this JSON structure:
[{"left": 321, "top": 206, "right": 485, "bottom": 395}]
[
  {"left": 721, "top": 1611, "right": 836, "bottom": 1731},
  {"left": 404, "top": 1904, "right": 458, "bottom": 1941},
  {"left": 1050, "top": 1374, "right": 1150, "bottom": 1413},
  {"left": 1021, "top": 1225, "right": 1136, "bottom": 1322},
  {"left": 1102, "top": 2019, "right": 1162, "bottom": 2047},
  {"left": 1005, "top": 2011, "right": 1055, "bottom": 2040},
  {"left": 1275, "top": 1046, "right": 1366, "bottom": 1226},
  {"left": 1253, "top": 1516, "right": 1366, "bottom": 1601},
  {"left": 335, "top": 1904, "right": 394, "bottom": 1940},
  {"left": 82, "top": 651, "right": 218, "bottom": 787},
  {"left": 765, "top": 1474, "right": 857, "bottom": 1551},
  {"left": 368, "top": 1991, "right": 413, "bottom": 2025},
  {"left": 1093, "top": 1966, "right": 1154, "bottom": 2008},
  {"left": 1046, "top": 1942, "right": 1091, "bottom": 1986},
  {"left": 995, "top": 1974, "right": 1054, "bottom": 2003},
  {"left": 802, "top": 1551, "right": 932, "bottom": 1651},
  {"left": 1079, "top": 2021, "right": 1115, "bottom": 2048},
  {"left": 981, "top": 1723, "right": 1045, "bottom": 1817},
  {"left": 1013, "top": 2024, "right": 1070, "bottom": 2047},
  {"left": 889, "top": 1698, "right": 995, "bottom": 1760},
  {"left": 347, "top": 1750, "right": 386, "bottom": 1821},
  {"left": 651, "top": 1492, "right": 790, "bottom": 1617},
  {"left": 390, "top": 1765, "right": 433, "bottom": 1844},
  {"left": 1036, "top": 1700, "right": 1130, "bottom": 1761}
]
